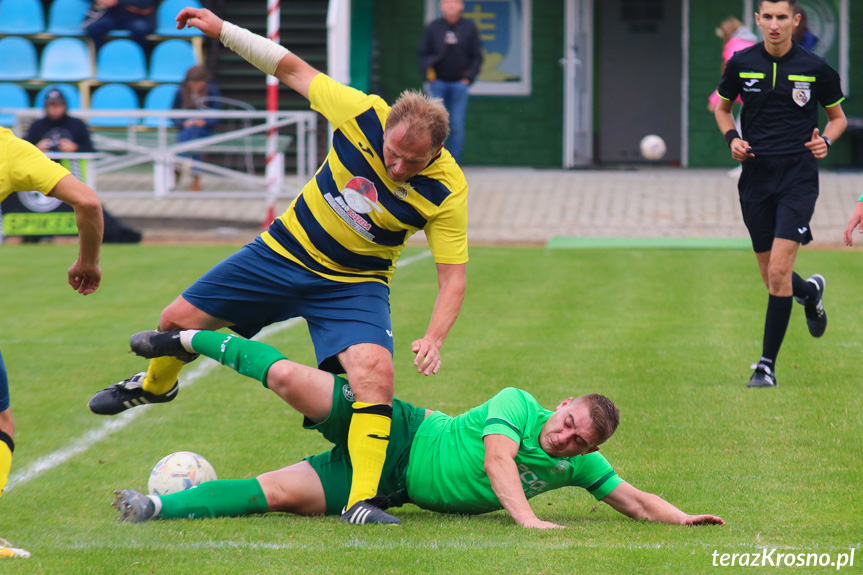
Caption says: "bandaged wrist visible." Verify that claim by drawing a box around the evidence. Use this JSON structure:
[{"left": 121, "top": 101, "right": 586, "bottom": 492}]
[{"left": 219, "top": 20, "right": 290, "bottom": 76}]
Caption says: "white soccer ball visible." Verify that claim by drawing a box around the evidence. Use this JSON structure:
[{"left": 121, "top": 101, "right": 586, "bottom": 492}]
[
  {"left": 147, "top": 451, "right": 217, "bottom": 496},
  {"left": 639, "top": 134, "right": 667, "bottom": 161}
]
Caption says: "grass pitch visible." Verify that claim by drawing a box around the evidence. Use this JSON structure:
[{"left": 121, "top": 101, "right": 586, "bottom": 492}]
[{"left": 0, "top": 243, "right": 860, "bottom": 574}]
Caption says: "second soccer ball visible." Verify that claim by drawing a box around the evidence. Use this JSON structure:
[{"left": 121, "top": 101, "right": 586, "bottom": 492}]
[{"left": 639, "top": 135, "right": 667, "bottom": 161}]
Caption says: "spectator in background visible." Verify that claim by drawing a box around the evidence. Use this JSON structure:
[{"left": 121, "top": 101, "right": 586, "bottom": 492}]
[
  {"left": 707, "top": 17, "right": 757, "bottom": 113},
  {"left": 418, "top": 0, "right": 483, "bottom": 164},
  {"left": 84, "top": 0, "right": 157, "bottom": 51},
  {"left": 24, "top": 89, "right": 141, "bottom": 244},
  {"left": 26, "top": 89, "right": 94, "bottom": 155},
  {"left": 172, "top": 65, "right": 221, "bottom": 192},
  {"left": 792, "top": 8, "right": 818, "bottom": 51}
]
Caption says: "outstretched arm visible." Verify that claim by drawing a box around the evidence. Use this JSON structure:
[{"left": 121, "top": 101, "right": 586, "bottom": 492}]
[
  {"left": 601, "top": 481, "right": 725, "bottom": 526},
  {"left": 483, "top": 434, "right": 563, "bottom": 529},
  {"left": 175, "top": 7, "right": 319, "bottom": 99},
  {"left": 411, "top": 262, "right": 465, "bottom": 376}
]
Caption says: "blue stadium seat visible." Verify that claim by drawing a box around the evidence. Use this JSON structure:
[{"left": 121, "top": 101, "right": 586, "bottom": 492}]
[
  {"left": 0, "top": 36, "right": 37, "bottom": 81},
  {"left": 34, "top": 83, "right": 81, "bottom": 110},
  {"left": 0, "top": 0, "right": 45, "bottom": 35},
  {"left": 155, "top": 0, "right": 203, "bottom": 36},
  {"left": 142, "top": 83, "right": 179, "bottom": 128},
  {"left": 39, "top": 37, "right": 92, "bottom": 82},
  {"left": 96, "top": 39, "right": 147, "bottom": 82},
  {"left": 89, "top": 83, "right": 140, "bottom": 127},
  {"left": 46, "top": 0, "right": 90, "bottom": 36},
  {"left": 148, "top": 39, "right": 197, "bottom": 83},
  {"left": 0, "top": 82, "right": 29, "bottom": 127}
]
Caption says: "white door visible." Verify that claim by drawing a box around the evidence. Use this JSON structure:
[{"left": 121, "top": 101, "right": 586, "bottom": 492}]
[{"left": 562, "top": 0, "right": 593, "bottom": 167}]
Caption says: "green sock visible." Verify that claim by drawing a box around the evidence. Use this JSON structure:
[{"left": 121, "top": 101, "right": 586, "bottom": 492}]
[
  {"left": 189, "top": 331, "right": 287, "bottom": 387},
  {"left": 158, "top": 478, "right": 269, "bottom": 519}
]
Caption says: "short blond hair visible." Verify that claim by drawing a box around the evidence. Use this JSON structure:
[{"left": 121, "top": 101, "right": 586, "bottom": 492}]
[{"left": 386, "top": 90, "right": 450, "bottom": 152}]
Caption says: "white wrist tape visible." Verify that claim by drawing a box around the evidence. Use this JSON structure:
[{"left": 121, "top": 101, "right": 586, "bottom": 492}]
[{"left": 219, "top": 20, "right": 290, "bottom": 76}]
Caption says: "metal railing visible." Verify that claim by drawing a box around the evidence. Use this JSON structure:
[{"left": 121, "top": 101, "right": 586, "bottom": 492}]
[{"left": 1, "top": 108, "right": 318, "bottom": 201}]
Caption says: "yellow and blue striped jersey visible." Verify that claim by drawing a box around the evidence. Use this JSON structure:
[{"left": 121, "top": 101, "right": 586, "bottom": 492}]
[
  {"left": 261, "top": 74, "right": 469, "bottom": 284},
  {"left": 0, "top": 127, "right": 69, "bottom": 200}
]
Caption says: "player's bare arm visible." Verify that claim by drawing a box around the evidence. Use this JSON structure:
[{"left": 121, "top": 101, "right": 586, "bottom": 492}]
[
  {"left": 176, "top": 7, "right": 318, "bottom": 100},
  {"left": 411, "top": 262, "right": 466, "bottom": 376},
  {"left": 805, "top": 104, "right": 847, "bottom": 160},
  {"left": 483, "top": 434, "right": 564, "bottom": 529},
  {"left": 842, "top": 201, "right": 863, "bottom": 246},
  {"left": 601, "top": 481, "right": 725, "bottom": 526},
  {"left": 49, "top": 175, "right": 103, "bottom": 295},
  {"left": 714, "top": 98, "right": 753, "bottom": 161}
]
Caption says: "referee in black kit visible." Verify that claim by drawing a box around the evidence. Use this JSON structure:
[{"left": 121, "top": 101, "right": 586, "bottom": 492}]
[{"left": 714, "top": 0, "right": 846, "bottom": 388}]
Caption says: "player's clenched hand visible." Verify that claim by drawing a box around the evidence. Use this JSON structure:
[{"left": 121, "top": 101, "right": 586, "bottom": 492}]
[
  {"left": 682, "top": 514, "right": 726, "bottom": 526},
  {"left": 411, "top": 338, "right": 441, "bottom": 376},
  {"left": 843, "top": 202, "right": 863, "bottom": 246},
  {"left": 175, "top": 7, "right": 223, "bottom": 38},
  {"left": 805, "top": 127, "right": 829, "bottom": 159},
  {"left": 519, "top": 517, "right": 565, "bottom": 529},
  {"left": 730, "top": 138, "right": 754, "bottom": 162},
  {"left": 68, "top": 260, "right": 102, "bottom": 295}
]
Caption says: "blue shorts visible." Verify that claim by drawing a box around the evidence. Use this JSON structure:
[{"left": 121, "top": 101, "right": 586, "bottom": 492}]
[
  {"left": 0, "top": 348, "right": 9, "bottom": 412},
  {"left": 182, "top": 238, "right": 393, "bottom": 373},
  {"left": 738, "top": 153, "right": 819, "bottom": 253}
]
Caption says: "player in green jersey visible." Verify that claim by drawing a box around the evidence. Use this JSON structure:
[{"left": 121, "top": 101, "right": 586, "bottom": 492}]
[{"left": 112, "top": 330, "right": 724, "bottom": 528}]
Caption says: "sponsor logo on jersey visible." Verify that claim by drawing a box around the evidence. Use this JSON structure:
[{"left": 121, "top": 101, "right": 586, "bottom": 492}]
[{"left": 342, "top": 176, "right": 383, "bottom": 215}]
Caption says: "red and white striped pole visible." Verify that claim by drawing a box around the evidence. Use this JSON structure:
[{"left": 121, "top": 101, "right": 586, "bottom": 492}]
[{"left": 262, "top": 0, "right": 281, "bottom": 228}]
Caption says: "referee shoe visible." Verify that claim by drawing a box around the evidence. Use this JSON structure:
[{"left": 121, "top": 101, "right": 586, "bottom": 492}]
[
  {"left": 795, "top": 274, "right": 827, "bottom": 338},
  {"left": 340, "top": 500, "right": 401, "bottom": 525},
  {"left": 88, "top": 372, "right": 178, "bottom": 415},
  {"left": 747, "top": 363, "right": 778, "bottom": 388}
]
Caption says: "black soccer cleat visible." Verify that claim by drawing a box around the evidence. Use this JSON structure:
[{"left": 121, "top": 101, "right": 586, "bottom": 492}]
[
  {"left": 113, "top": 489, "right": 156, "bottom": 523},
  {"left": 88, "top": 372, "right": 178, "bottom": 415},
  {"left": 795, "top": 274, "right": 827, "bottom": 338},
  {"left": 747, "top": 363, "right": 778, "bottom": 388},
  {"left": 340, "top": 500, "right": 401, "bottom": 525},
  {"left": 129, "top": 330, "right": 198, "bottom": 363}
]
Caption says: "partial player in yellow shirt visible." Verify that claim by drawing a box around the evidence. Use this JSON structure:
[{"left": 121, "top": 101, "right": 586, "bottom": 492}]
[{"left": 0, "top": 128, "right": 103, "bottom": 558}]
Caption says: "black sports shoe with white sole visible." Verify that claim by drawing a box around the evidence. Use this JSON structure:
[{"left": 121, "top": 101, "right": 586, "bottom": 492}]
[
  {"left": 129, "top": 330, "right": 198, "bottom": 362},
  {"left": 794, "top": 274, "right": 827, "bottom": 338},
  {"left": 747, "top": 363, "right": 778, "bottom": 388},
  {"left": 88, "top": 372, "right": 178, "bottom": 415},
  {"left": 340, "top": 500, "right": 401, "bottom": 525}
]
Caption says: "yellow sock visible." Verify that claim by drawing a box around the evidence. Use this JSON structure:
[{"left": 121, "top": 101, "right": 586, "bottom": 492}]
[
  {"left": 345, "top": 402, "right": 392, "bottom": 509},
  {"left": 142, "top": 356, "right": 186, "bottom": 395},
  {"left": 0, "top": 432, "right": 13, "bottom": 498}
]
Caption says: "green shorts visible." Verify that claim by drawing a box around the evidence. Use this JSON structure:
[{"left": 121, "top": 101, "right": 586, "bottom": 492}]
[{"left": 303, "top": 375, "right": 426, "bottom": 515}]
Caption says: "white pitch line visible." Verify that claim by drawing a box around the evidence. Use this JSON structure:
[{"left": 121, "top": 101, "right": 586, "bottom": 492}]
[{"left": 6, "top": 250, "right": 432, "bottom": 492}]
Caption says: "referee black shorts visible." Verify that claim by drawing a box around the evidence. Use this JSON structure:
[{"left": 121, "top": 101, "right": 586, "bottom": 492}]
[{"left": 737, "top": 153, "right": 819, "bottom": 253}]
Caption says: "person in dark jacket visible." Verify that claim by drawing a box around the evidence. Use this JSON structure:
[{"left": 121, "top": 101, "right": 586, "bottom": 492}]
[
  {"left": 172, "top": 65, "right": 221, "bottom": 192},
  {"left": 26, "top": 89, "right": 94, "bottom": 155},
  {"left": 418, "top": 0, "right": 483, "bottom": 163}
]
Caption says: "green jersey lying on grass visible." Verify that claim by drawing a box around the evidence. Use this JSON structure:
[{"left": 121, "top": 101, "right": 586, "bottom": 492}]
[{"left": 113, "top": 330, "right": 725, "bottom": 528}]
